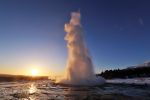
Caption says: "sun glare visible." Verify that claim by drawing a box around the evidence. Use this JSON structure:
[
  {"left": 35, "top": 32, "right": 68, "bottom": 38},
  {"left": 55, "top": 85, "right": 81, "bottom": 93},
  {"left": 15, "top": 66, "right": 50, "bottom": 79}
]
[{"left": 31, "top": 69, "right": 38, "bottom": 76}]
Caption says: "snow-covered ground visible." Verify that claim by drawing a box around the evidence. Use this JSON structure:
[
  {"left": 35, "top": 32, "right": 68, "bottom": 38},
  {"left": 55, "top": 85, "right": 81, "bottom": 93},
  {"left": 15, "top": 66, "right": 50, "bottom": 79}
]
[
  {"left": 0, "top": 80, "right": 150, "bottom": 100},
  {"left": 107, "top": 77, "right": 150, "bottom": 85}
]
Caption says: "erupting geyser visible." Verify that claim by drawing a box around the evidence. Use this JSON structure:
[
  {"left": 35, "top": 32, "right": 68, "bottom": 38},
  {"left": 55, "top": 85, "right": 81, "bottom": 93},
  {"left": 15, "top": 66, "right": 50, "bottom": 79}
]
[{"left": 57, "top": 11, "right": 105, "bottom": 86}]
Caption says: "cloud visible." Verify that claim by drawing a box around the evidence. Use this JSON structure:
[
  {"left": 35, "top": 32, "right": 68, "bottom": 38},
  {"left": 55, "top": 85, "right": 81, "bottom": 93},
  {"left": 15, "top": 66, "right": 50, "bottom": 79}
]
[{"left": 138, "top": 18, "right": 144, "bottom": 25}]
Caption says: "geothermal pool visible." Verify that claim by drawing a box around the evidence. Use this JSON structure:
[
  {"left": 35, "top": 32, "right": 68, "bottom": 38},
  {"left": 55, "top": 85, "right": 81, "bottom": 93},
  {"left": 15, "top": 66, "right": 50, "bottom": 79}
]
[{"left": 0, "top": 80, "right": 150, "bottom": 100}]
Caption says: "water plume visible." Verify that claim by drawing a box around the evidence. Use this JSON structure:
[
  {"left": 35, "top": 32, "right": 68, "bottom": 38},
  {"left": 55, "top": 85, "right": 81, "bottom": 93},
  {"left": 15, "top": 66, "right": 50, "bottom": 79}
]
[{"left": 57, "top": 11, "right": 105, "bottom": 86}]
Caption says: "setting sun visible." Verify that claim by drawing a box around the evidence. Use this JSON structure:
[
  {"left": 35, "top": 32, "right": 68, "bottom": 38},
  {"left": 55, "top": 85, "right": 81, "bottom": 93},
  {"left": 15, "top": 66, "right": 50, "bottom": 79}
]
[{"left": 31, "top": 69, "right": 38, "bottom": 76}]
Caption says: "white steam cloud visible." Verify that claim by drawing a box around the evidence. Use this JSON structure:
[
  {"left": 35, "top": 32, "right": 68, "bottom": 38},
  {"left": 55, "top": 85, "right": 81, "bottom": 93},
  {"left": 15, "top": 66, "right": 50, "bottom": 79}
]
[{"left": 57, "top": 11, "right": 105, "bottom": 86}]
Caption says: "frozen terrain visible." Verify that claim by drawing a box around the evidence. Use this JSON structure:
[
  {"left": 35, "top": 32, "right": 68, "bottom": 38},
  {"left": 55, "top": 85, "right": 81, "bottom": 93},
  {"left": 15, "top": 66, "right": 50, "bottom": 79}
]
[
  {"left": 0, "top": 80, "right": 150, "bottom": 100},
  {"left": 107, "top": 77, "right": 150, "bottom": 85}
]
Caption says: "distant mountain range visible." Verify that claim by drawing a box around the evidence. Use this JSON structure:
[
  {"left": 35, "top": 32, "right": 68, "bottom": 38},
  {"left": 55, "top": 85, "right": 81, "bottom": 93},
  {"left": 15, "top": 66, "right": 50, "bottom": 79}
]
[{"left": 0, "top": 74, "right": 48, "bottom": 82}]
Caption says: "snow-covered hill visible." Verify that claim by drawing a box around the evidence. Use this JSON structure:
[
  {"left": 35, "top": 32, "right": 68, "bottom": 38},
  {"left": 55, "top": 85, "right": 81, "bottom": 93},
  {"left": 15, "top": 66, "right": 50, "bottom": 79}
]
[{"left": 127, "top": 61, "right": 150, "bottom": 69}]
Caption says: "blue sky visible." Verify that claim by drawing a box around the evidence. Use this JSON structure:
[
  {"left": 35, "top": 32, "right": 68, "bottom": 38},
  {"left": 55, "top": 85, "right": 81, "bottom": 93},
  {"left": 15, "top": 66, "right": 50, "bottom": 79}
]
[{"left": 0, "top": 0, "right": 150, "bottom": 75}]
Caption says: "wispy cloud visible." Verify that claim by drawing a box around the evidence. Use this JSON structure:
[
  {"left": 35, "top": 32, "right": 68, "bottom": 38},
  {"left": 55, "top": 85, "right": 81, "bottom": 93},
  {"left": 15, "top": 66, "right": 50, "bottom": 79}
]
[{"left": 138, "top": 17, "right": 144, "bottom": 25}]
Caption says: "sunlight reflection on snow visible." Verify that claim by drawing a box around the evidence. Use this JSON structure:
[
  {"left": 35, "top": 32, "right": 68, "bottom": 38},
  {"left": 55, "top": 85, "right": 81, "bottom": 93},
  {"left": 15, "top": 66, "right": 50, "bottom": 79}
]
[{"left": 29, "top": 83, "right": 37, "bottom": 94}]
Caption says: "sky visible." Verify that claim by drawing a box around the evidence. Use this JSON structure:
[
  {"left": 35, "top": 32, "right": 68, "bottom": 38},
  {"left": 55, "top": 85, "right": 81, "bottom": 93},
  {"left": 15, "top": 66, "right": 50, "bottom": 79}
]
[{"left": 0, "top": 0, "right": 150, "bottom": 76}]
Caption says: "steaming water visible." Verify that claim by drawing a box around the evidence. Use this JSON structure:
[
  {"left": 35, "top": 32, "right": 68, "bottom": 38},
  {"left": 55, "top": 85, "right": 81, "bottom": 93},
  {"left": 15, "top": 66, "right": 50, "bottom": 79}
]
[
  {"left": 0, "top": 80, "right": 150, "bottom": 100},
  {"left": 57, "top": 11, "right": 105, "bottom": 85}
]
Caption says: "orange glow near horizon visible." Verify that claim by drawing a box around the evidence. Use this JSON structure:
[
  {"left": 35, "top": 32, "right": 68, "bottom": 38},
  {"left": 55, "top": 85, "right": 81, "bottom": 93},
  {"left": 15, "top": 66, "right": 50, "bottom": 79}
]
[{"left": 0, "top": 63, "right": 65, "bottom": 77}]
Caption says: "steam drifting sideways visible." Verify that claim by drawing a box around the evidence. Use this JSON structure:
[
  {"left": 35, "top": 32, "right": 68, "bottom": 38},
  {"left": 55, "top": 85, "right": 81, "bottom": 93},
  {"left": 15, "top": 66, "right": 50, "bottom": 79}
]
[{"left": 56, "top": 11, "right": 105, "bottom": 86}]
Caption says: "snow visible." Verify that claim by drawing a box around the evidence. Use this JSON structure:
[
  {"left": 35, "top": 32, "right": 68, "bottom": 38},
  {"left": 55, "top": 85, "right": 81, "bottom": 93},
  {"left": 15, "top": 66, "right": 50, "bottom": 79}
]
[
  {"left": 0, "top": 80, "right": 150, "bottom": 99},
  {"left": 107, "top": 77, "right": 150, "bottom": 85}
]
